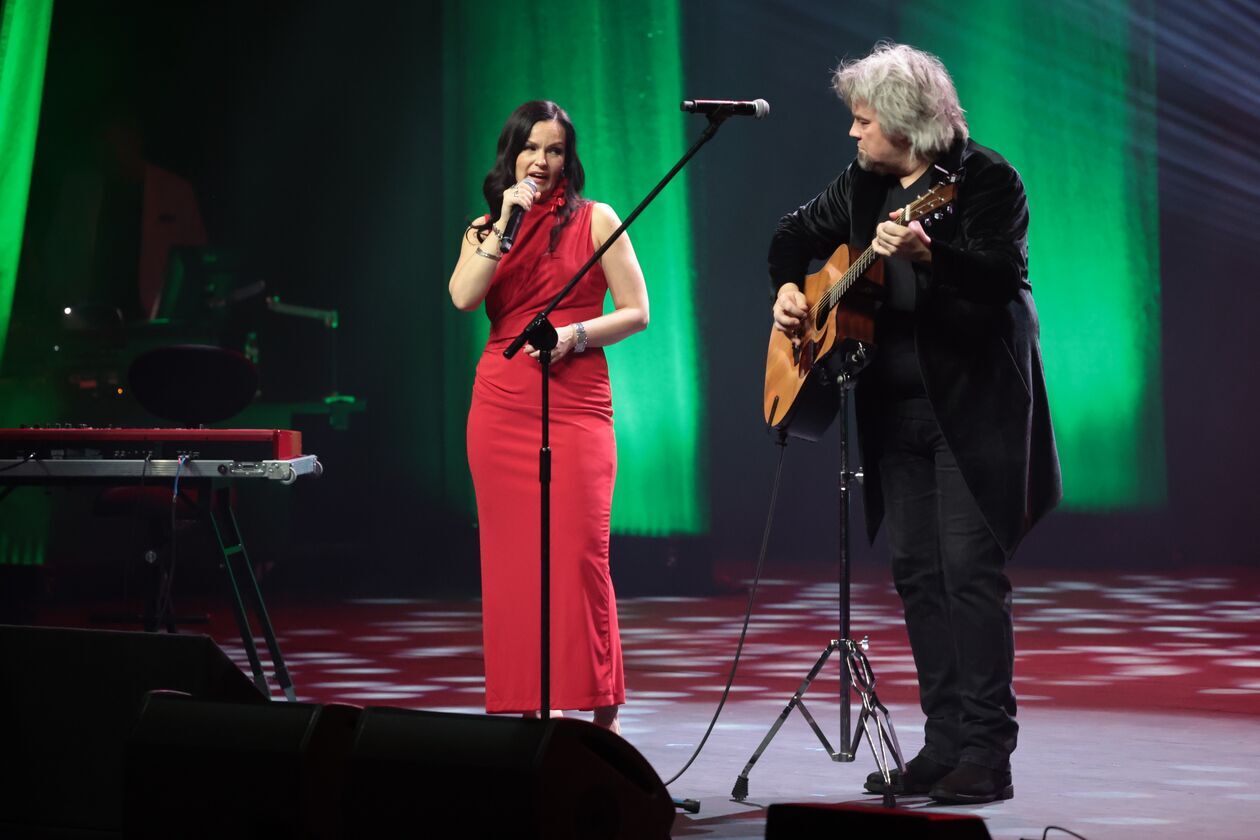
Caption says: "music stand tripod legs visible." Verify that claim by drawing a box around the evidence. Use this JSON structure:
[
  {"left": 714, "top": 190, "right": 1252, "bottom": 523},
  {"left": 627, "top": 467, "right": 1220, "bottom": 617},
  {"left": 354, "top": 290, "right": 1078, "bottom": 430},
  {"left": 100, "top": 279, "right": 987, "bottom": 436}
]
[{"left": 730, "top": 365, "right": 906, "bottom": 807}]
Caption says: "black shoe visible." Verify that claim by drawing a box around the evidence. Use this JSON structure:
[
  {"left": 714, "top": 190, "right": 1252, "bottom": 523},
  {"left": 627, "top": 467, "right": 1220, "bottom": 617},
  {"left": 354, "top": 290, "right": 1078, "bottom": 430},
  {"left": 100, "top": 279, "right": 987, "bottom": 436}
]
[
  {"left": 928, "top": 762, "right": 1014, "bottom": 804},
  {"left": 863, "top": 754, "right": 955, "bottom": 795}
]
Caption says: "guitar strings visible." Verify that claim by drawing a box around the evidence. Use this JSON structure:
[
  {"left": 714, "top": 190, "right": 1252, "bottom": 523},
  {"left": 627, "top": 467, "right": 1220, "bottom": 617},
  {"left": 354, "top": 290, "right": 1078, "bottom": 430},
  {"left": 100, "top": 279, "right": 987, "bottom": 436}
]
[
  {"left": 806, "top": 187, "right": 951, "bottom": 323},
  {"left": 809, "top": 244, "right": 877, "bottom": 322}
]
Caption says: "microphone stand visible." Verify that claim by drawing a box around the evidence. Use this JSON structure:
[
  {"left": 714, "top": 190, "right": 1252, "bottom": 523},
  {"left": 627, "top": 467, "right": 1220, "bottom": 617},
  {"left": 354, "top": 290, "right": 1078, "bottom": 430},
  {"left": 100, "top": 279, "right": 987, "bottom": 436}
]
[{"left": 504, "top": 111, "right": 733, "bottom": 736}]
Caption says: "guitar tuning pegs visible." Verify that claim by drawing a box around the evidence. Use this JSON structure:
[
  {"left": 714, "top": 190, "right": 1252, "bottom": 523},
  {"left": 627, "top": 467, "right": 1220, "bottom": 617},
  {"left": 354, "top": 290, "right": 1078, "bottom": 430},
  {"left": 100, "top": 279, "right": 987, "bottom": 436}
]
[
  {"left": 946, "top": 204, "right": 954, "bottom": 214},
  {"left": 933, "top": 211, "right": 943, "bottom": 221}
]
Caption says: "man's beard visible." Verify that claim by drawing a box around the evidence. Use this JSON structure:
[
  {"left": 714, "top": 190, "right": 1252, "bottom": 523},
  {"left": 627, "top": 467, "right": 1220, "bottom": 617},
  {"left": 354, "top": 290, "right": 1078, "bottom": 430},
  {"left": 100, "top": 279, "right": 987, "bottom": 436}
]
[{"left": 856, "top": 149, "right": 894, "bottom": 174}]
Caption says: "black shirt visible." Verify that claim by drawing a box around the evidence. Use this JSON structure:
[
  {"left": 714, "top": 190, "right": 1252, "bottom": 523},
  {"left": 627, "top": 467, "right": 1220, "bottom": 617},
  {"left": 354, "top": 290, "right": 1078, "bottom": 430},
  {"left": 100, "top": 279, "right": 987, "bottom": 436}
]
[{"left": 866, "top": 170, "right": 932, "bottom": 400}]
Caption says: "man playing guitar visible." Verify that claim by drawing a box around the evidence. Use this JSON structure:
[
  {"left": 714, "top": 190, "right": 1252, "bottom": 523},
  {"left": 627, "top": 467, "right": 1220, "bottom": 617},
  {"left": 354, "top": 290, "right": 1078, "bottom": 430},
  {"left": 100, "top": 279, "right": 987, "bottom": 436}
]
[{"left": 768, "top": 42, "right": 1062, "bottom": 804}]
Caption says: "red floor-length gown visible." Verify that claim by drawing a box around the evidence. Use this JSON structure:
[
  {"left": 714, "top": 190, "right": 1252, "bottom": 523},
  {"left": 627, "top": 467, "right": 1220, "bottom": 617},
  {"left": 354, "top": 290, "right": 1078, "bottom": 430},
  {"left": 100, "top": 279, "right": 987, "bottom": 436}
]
[{"left": 466, "top": 195, "right": 625, "bottom": 713}]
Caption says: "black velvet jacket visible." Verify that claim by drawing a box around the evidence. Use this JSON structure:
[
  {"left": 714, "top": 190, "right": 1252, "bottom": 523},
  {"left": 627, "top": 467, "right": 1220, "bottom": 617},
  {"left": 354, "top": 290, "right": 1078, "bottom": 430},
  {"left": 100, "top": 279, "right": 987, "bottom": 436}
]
[{"left": 768, "top": 138, "right": 1062, "bottom": 555}]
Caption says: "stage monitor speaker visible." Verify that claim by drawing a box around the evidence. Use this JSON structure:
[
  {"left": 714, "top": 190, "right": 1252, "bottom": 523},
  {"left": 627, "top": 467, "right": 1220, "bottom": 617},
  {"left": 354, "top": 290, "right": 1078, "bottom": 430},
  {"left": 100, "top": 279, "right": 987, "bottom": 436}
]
[
  {"left": 0, "top": 624, "right": 264, "bottom": 835},
  {"left": 125, "top": 693, "right": 360, "bottom": 839},
  {"left": 343, "top": 708, "right": 675, "bottom": 840},
  {"left": 766, "top": 802, "right": 994, "bottom": 838}
]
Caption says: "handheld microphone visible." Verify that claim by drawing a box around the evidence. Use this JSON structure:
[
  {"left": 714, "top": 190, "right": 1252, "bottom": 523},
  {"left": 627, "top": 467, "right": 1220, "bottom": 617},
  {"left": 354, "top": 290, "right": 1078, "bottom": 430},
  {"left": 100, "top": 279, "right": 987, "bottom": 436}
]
[
  {"left": 499, "top": 178, "right": 538, "bottom": 254},
  {"left": 680, "top": 99, "right": 770, "bottom": 119}
]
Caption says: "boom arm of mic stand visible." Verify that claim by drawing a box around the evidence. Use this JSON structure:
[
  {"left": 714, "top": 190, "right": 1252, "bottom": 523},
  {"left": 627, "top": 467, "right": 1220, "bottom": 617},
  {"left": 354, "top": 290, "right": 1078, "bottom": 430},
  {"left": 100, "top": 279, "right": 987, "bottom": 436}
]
[{"left": 504, "top": 116, "right": 727, "bottom": 359}]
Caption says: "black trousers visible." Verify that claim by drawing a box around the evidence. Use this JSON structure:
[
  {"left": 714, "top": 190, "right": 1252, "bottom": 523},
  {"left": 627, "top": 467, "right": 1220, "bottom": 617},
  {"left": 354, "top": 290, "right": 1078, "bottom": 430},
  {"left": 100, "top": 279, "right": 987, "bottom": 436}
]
[{"left": 876, "top": 397, "right": 1017, "bottom": 771}]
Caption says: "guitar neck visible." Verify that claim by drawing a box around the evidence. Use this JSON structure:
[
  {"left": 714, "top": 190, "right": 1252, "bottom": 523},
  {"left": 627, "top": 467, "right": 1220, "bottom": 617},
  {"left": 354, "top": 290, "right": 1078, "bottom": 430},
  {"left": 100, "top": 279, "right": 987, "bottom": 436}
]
[
  {"left": 848, "top": 243, "right": 880, "bottom": 283},
  {"left": 813, "top": 179, "right": 955, "bottom": 318}
]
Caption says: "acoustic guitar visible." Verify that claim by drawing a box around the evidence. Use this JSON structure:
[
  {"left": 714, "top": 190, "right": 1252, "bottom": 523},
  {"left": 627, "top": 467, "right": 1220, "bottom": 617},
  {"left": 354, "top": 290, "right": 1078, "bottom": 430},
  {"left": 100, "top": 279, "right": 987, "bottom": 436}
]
[{"left": 764, "top": 181, "right": 957, "bottom": 440}]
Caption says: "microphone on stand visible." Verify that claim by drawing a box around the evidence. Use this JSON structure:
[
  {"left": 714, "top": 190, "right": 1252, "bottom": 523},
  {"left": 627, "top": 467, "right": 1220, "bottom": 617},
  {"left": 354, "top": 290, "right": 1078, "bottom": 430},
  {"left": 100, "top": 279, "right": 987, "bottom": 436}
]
[
  {"left": 499, "top": 177, "right": 538, "bottom": 254},
  {"left": 680, "top": 99, "right": 770, "bottom": 119}
]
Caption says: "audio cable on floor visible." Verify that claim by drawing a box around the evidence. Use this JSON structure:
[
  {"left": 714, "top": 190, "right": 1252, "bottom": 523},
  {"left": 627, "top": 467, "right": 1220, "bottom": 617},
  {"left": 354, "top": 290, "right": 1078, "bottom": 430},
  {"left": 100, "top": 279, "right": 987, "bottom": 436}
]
[{"left": 664, "top": 431, "right": 789, "bottom": 792}]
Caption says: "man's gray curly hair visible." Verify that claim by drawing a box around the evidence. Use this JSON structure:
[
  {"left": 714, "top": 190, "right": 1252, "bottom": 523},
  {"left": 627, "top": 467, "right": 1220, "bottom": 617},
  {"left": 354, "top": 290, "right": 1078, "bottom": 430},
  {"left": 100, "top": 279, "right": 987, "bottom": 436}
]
[{"left": 833, "top": 42, "right": 968, "bottom": 161}]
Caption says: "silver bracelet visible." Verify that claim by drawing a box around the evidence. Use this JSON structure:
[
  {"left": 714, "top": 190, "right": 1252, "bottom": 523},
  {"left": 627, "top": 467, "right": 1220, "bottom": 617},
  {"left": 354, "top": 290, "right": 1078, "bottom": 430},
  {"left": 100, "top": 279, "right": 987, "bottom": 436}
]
[
  {"left": 490, "top": 223, "right": 505, "bottom": 240},
  {"left": 474, "top": 246, "right": 501, "bottom": 262},
  {"left": 573, "top": 321, "right": 588, "bottom": 353}
]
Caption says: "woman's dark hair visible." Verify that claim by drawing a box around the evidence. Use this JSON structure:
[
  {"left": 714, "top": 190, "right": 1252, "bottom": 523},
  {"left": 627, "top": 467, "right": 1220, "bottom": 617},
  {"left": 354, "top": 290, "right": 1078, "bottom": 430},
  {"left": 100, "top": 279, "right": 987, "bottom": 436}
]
[{"left": 472, "top": 100, "right": 586, "bottom": 251}]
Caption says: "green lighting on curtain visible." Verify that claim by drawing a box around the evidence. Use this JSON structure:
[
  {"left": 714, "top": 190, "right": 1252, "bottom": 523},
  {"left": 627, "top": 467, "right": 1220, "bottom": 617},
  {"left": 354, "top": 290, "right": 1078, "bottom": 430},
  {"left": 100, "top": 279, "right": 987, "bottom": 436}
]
[
  {"left": 902, "top": 0, "right": 1165, "bottom": 509},
  {"left": 0, "top": 0, "right": 55, "bottom": 566},
  {"left": 0, "top": 0, "right": 54, "bottom": 370},
  {"left": 440, "top": 0, "right": 706, "bottom": 535}
]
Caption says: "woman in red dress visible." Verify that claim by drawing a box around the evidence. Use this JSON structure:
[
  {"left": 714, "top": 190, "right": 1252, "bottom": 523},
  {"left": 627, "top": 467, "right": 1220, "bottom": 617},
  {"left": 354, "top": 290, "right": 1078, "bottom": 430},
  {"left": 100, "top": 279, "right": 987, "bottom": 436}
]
[{"left": 448, "top": 101, "right": 649, "bottom": 734}]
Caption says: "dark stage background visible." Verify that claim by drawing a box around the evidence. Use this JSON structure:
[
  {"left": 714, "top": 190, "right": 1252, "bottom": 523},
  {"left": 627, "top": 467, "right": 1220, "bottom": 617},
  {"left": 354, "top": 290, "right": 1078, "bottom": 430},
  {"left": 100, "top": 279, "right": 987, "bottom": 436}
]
[{"left": 1, "top": 0, "right": 1257, "bottom": 606}]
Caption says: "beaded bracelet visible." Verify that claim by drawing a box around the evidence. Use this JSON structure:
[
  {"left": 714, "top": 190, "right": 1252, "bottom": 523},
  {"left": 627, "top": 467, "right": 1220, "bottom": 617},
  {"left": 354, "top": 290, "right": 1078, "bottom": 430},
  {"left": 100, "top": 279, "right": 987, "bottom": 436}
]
[{"left": 573, "top": 321, "right": 588, "bottom": 353}]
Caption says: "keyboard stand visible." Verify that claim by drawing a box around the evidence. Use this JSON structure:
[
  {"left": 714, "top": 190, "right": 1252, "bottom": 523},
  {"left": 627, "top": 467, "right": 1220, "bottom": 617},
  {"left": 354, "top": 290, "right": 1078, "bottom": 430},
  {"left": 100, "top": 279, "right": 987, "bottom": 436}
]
[
  {"left": 205, "top": 484, "right": 297, "bottom": 701},
  {"left": 0, "top": 455, "right": 319, "bottom": 702}
]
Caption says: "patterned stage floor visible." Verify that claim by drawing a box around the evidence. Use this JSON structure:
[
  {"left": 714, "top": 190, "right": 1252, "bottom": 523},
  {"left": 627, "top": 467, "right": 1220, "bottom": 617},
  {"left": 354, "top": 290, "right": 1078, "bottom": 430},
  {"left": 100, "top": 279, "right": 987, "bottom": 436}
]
[{"left": 39, "top": 562, "right": 1260, "bottom": 838}]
